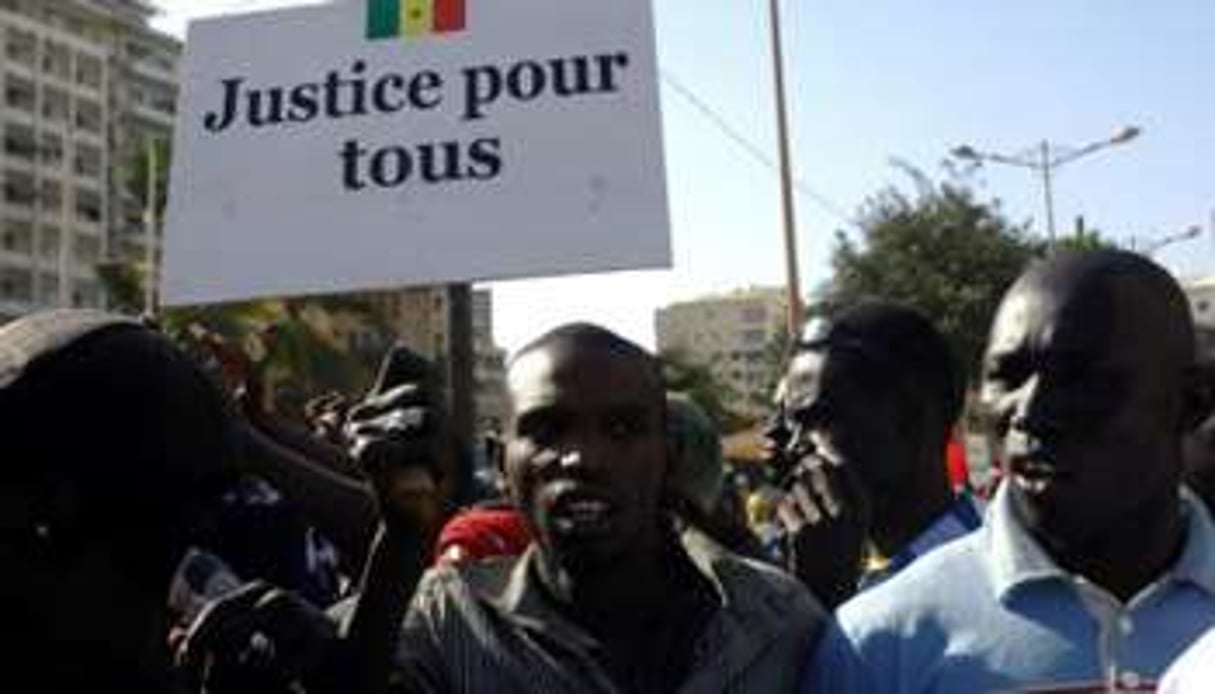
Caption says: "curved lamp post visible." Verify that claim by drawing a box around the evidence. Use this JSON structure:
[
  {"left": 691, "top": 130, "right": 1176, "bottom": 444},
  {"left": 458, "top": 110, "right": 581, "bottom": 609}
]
[{"left": 951, "top": 126, "right": 1142, "bottom": 242}]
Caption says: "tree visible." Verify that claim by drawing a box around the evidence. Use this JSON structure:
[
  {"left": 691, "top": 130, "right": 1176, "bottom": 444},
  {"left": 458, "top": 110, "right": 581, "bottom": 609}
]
[
  {"left": 659, "top": 348, "right": 747, "bottom": 432},
  {"left": 95, "top": 260, "right": 146, "bottom": 315},
  {"left": 828, "top": 179, "right": 1041, "bottom": 379}
]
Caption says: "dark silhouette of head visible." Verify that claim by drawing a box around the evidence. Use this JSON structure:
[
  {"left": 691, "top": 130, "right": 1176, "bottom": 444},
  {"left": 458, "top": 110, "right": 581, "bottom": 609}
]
[
  {"left": 981, "top": 250, "right": 1199, "bottom": 558},
  {"left": 0, "top": 311, "right": 232, "bottom": 689},
  {"left": 781, "top": 302, "right": 963, "bottom": 554}
]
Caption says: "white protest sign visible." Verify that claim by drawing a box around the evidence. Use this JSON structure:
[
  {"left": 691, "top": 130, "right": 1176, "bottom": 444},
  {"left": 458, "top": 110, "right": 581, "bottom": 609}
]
[{"left": 162, "top": 0, "right": 670, "bottom": 306}]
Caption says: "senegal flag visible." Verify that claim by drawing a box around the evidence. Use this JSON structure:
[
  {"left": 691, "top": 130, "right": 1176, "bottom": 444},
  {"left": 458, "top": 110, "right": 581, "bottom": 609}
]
[{"left": 367, "top": 0, "right": 466, "bottom": 40}]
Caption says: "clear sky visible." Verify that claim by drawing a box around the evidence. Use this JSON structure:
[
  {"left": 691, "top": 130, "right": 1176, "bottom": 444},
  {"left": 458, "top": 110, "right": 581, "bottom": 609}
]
[{"left": 150, "top": 0, "right": 1215, "bottom": 352}]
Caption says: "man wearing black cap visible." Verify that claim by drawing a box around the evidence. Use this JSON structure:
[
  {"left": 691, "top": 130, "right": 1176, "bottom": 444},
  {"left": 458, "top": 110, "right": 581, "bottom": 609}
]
[{"left": 0, "top": 310, "right": 233, "bottom": 691}]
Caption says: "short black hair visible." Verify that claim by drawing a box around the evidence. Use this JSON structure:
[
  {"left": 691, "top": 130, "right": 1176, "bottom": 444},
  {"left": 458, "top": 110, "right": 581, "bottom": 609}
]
[
  {"left": 510, "top": 322, "right": 659, "bottom": 381},
  {"left": 805, "top": 302, "right": 964, "bottom": 431}
]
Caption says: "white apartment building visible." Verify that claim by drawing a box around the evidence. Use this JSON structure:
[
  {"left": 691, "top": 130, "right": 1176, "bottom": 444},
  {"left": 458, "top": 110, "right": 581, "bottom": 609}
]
[
  {"left": 655, "top": 287, "right": 788, "bottom": 418},
  {"left": 0, "top": 0, "right": 178, "bottom": 321}
]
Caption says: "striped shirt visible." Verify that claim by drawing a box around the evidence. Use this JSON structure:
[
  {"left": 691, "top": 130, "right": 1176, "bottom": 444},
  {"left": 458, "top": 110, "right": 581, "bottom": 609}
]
[{"left": 390, "top": 528, "right": 830, "bottom": 693}]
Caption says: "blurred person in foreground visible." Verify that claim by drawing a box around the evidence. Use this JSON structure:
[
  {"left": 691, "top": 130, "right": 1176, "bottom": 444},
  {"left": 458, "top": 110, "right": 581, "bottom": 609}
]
[{"left": 0, "top": 311, "right": 234, "bottom": 692}]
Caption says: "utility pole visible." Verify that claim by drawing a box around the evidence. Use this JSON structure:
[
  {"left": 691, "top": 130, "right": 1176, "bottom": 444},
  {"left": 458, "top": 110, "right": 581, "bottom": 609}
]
[
  {"left": 767, "top": 0, "right": 803, "bottom": 339},
  {"left": 445, "top": 283, "right": 475, "bottom": 505},
  {"left": 1039, "top": 141, "right": 1056, "bottom": 241}
]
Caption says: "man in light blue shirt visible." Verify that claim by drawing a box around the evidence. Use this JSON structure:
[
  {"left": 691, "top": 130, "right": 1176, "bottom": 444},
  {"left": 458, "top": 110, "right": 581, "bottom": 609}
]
[{"left": 810, "top": 250, "right": 1215, "bottom": 692}]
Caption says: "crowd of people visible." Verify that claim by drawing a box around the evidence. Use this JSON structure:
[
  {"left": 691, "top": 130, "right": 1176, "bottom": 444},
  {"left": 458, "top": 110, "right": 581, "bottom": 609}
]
[{"left": 6, "top": 248, "right": 1215, "bottom": 692}]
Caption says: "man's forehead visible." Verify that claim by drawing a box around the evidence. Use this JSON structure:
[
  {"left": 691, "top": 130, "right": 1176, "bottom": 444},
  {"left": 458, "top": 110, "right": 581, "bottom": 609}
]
[
  {"left": 989, "top": 273, "right": 1114, "bottom": 356},
  {"left": 507, "top": 344, "right": 660, "bottom": 412}
]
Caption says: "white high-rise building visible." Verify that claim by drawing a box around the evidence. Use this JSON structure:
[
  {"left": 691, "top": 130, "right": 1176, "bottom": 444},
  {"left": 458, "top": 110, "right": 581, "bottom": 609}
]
[{"left": 0, "top": 0, "right": 178, "bottom": 321}]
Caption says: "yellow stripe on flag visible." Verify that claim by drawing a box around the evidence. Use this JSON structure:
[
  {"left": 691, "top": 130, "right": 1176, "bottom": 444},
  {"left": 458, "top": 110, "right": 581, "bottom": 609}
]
[{"left": 402, "top": 0, "right": 432, "bottom": 37}]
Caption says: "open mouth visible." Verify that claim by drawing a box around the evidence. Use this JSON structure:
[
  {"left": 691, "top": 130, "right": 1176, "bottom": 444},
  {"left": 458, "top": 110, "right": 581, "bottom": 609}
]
[
  {"left": 1008, "top": 453, "right": 1071, "bottom": 496},
  {"left": 546, "top": 485, "right": 616, "bottom": 535}
]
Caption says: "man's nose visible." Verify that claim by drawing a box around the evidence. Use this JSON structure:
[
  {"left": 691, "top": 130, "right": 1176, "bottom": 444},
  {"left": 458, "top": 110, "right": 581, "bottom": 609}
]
[
  {"left": 1009, "top": 375, "right": 1062, "bottom": 438},
  {"left": 556, "top": 435, "right": 608, "bottom": 473}
]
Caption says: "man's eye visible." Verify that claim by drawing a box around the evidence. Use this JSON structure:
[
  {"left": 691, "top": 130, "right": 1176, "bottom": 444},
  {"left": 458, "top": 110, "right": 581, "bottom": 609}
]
[
  {"left": 606, "top": 417, "right": 644, "bottom": 440},
  {"left": 517, "top": 414, "right": 561, "bottom": 446}
]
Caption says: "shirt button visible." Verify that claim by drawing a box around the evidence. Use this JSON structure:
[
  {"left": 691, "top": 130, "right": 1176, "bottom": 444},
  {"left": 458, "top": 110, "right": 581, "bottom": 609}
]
[
  {"left": 1119, "top": 617, "right": 1133, "bottom": 635},
  {"left": 1119, "top": 671, "right": 1142, "bottom": 689}
]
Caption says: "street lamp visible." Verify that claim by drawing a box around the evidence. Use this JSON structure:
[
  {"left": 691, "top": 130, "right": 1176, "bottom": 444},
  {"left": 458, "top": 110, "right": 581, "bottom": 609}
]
[
  {"left": 1134, "top": 225, "right": 1202, "bottom": 257},
  {"left": 950, "top": 125, "right": 1142, "bottom": 241}
]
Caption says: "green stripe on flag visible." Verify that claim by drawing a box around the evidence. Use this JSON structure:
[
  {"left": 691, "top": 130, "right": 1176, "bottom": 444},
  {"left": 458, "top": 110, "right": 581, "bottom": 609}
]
[{"left": 367, "top": 0, "right": 400, "bottom": 39}]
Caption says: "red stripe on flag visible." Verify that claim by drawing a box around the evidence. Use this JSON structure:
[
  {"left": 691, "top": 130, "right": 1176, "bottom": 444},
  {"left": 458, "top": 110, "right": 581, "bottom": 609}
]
[{"left": 433, "top": 0, "right": 465, "bottom": 32}]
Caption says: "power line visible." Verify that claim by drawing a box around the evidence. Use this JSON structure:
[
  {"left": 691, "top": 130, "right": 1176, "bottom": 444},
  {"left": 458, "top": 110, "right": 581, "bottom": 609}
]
[{"left": 659, "top": 69, "right": 857, "bottom": 228}]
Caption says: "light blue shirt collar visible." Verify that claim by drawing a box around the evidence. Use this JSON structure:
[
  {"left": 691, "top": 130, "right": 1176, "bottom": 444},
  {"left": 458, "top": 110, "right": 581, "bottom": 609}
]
[{"left": 984, "top": 484, "right": 1215, "bottom": 602}]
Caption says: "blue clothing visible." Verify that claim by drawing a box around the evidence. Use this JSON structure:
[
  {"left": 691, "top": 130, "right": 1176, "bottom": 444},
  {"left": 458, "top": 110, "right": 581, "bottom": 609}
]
[
  {"left": 809, "top": 485, "right": 1215, "bottom": 693},
  {"left": 860, "top": 494, "right": 983, "bottom": 588},
  {"left": 1160, "top": 624, "right": 1215, "bottom": 692}
]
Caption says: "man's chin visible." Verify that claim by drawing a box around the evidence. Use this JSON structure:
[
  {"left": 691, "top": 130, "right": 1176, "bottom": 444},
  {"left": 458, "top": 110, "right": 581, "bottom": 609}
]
[{"left": 1011, "top": 485, "right": 1109, "bottom": 554}]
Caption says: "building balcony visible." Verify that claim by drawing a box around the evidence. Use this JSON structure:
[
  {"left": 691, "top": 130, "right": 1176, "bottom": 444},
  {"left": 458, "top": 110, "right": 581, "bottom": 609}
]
[
  {"left": 132, "top": 100, "right": 174, "bottom": 127},
  {"left": 129, "top": 56, "right": 176, "bottom": 86}
]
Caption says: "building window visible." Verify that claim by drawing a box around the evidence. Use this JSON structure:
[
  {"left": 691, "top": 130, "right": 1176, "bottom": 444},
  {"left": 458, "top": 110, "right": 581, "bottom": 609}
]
[
  {"left": 42, "top": 86, "right": 69, "bottom": 122},
  {"left": 3, "top": 123, "right": 37, "bottom": 160},
  {"left": 741, "top": 306, "right": 767, "bottom": 324},
  {"left": 74, "top": 143, "right": 102, "bottom": 178},
  {"left": 0, "top": 221, "right": 33, "bottom": 256},
  {"left": 74, "top": 99, "right": 102, "bottom": 134},
  {"left": 74, "top": 55, "right": 102, "bottom": 90},
  {"left": 74, "top": 187, "right": 102, "bottom": 223},
  {"left": 5, "top": 73, "right": 36, "bottom": 112},
  {"left": 40, "top": 180, "right": 61, "bottom": 209},
  {"left": 741, "top": 329, "right": 766, "bottom": 345},
  {"left": 71, "top": 279, "right": 101, "bottom": 308},
  {"left": 3, "top": 170, "right": 36, "bottom": 207},
  {"left": 41, "top": 41, "right": 71, "bottom": 81},
  {"left": 36, "top": 272, "right": 57, "bottom": 304},
  {"left": 39, "top": 132, "right": 63, "bottom": 166},
  {"left": 73, "top": 234, "right": 101, "bottom": 266},
  {"left": 0, "top": 265, "right": 33, "bottom": 303},
  {"left": 38, "top": 226, "right": 60, "bottom": 261},
  {"left": 5, "top": 28, "right": 36, "bottom": 68}
]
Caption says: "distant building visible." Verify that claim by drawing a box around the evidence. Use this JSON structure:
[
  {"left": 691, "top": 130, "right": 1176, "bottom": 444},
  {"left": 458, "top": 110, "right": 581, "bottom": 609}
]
[
  {"left": 0, "top": 0, "right": 179, "bottom": 321},
  {"left": 330, "top": 286, "right": 508, "bottom": 434},
  {"left": 655, "top": 287, "right": 788, "bottom": 419},
  {"left": 1184, "top": 276, "right": 1215, "bottom": 363},
  {"left": 471, "top": 287, "right": 508, "bottom": 433}
]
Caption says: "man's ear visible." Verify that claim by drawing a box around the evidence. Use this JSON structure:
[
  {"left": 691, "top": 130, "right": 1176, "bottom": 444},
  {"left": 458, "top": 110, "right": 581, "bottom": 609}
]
[{"left": 1181, "top": 363, "right": 1215, "bottom": 433}]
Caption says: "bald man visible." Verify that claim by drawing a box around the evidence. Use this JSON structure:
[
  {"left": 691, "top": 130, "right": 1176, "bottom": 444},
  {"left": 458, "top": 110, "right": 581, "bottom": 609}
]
[{"left": 810, "top": 250, "right": 1215, "bottom": 692}]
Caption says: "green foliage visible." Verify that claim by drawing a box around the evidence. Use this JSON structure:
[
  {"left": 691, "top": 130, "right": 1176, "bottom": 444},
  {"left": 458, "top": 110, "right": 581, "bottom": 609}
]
[
  {"left": 1054, "top": 228, "right": 1120, "bottom": 252},
  {"left": 759, "top": 325, "right": 793, "bottom": 405},
  {"left": 94, "top": 260, "right": 147, "bottom": 315},
  {"left": 828, "top": 181, "right": 1041, "bottom": 379},
  {"left": 660, "top": 348, "right": 747, "bottom": 433},
  {"left": 124, "top": 137, "right": 171, "bottom": 218}
]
